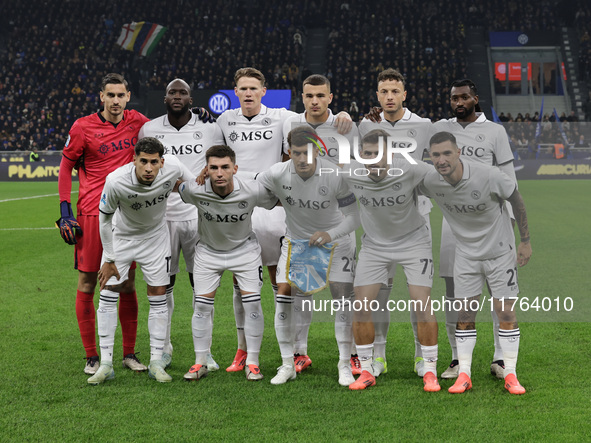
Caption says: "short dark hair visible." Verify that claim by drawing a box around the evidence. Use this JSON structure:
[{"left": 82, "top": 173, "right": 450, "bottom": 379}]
[
  {"left": 377, "top": 68, "right": 406, "bottom": 89},
  {"left": 135, "top": 137, "right": 164, "bottom": 157},
  {"left": 303, "top": 74, "right": 331, "bottom": 92},
  {"left": 101, "top": 73, "right": 129, "bottom": 91},
  {"left": 361, "top": 129, "right": 390, "bottom": 146},
  {"left": 450, "top": 79, "right": 478, "bottom": 96},
  {"left": 206, "top": 145, "right": 236, "bottom": 164},
  {"left": 234, "top": 67, "right": 266, "bottom": 87},
  {"left": 287, "top": 125, "right": 316, "bottom": 148},
  {"left": 429, "top": 131, "right": 458, "bottom": 148}
]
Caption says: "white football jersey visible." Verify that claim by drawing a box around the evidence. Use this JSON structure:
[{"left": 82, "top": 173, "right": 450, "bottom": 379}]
[
  {"left": 342, "top": 158, "right": 433, "bottom": 246},
  {"left": 358, "top": 109, "right": 434, "bottom": 161},
  {"left": 257, "top": 157, "right": 357, "bottom": 239},
  {"left": 217, "top": 104, "right": 297, "bottom": 172},
  {"left": 178, "top": 175, "right": 278, "bottom": 251},
  {"left": 282, "top": 109, "right": 359, "bottom": 164},
  {"left": 138, "top": 114, "right": 224, "bottom": 221},
  {"left": 99, "top": 155, "right": 194, "bottom": 240},
  {"left": 433, "top": 113, "right": 514, "bottom": 167},
  {"left": 419, "top": 161, "right": 516, "bottom": 260}
]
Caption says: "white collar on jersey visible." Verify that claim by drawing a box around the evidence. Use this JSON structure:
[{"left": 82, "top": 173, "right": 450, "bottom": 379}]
[
  {"left": 130, "top": 164, "right": 163, "bottom": 187},
  {"left": 302, "top": 108, "right": 335, "bottom": 125},
  {"left": 438, "top": 159, "right": 472, "bottom": 183},
  {"left": 451, "top": 112, "right": 488, "bottom": 125},
  {"left": 162, "top": 113, "right": 199, "bottom": 127},
  {"left": 204, "top": 176, "right": 241, "bottom": 196},
  {"left": 380, "top": 108, "right": 412, "bottom": 123},
  {"left": 237, "top": 104, "right": 268, "bottom": 117}
]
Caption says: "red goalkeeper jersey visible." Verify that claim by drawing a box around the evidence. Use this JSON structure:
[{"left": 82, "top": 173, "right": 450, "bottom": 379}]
[{"left": 59, "top": 110, "right": 150, "bottom": 215}]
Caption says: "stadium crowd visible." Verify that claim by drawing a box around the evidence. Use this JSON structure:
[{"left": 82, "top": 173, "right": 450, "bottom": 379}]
[{"left": 0, "top": 0, "right": 589, "bottom": 152}]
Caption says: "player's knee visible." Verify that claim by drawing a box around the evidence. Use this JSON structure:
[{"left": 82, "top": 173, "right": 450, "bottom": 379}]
[
  {"left": 147, "top": 285, "right": 166, "bottom": 296},
  {"left": 119, "top": 279, "right": 135, "bottom": 293},
  {"left": 78, "top": 271, "right": 97, "bottom": 293},
  {"left": 276, "top": 283, "right": 291, "bottom": 295},
  {"left": 456, "top": 321, "right": 476, "bottom": 330}
]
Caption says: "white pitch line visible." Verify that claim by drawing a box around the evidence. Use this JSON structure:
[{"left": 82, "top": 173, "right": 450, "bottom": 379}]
[
  {"left": 0, "top": 227, "right": 56, "bottom": 231},
  {"left": 0, "top": 191, "right": 78, "bottom": 203}
]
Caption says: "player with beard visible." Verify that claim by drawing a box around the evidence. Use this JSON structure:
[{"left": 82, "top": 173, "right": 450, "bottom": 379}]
[
  {"left": 420, "top": 131, "right": 530, "bottom": 395},
  {"left": 433, "top": 80, "right": 517, "bottom": 380},
  {"left": 139, "top": 79, "right": 224, "bottom": 371},
  {"left": 358, "top": 68, "right": 435, "bottom": 378},
  {"left": 58, "top": 73, "right": 150, "bottom": 375}
]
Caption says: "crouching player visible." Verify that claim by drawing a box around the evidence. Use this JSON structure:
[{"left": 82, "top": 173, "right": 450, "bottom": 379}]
[
  {"left": 343, "top": 129, "right": 439, "bottom": 391},
  {"left": 90, "top": 137, "right": 194, "bottom": 384},
  {"left": 420, "top": 132, "right": 531, "bottom": 394},
  {"left": 177, "top": 145, "right": 279, "bottom": 382}
]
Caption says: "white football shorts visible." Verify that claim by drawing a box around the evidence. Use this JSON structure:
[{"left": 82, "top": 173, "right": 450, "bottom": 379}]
[
  {"left": 276, "top": 232, "right": 356, "bottom": 285},
  {"left": 193, "top": 236, "right": 263, "bottom": 296},
  {"left": 355, "top": 224, "right": 433, "bottom": 288},
  {"left": 252, "top": 206, "right": 286, "bottom": 266},
  {"left": 103, "top": 228, "right": 171, "bottom": 287},
  {"left": 167, "top": 219, "right": 199, "bottom": 275},
  {"left": 453, "top": 248, "right": 520, "bottom": 299}
]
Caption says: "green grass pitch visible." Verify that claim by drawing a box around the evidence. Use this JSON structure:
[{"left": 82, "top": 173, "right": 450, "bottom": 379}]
[{"left": 0, "top": 180, "right": 589, "bottom": 441}]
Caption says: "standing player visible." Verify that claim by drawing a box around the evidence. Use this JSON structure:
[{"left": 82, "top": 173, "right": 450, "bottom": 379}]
[
  {"left": 57, "top": 73, "right": 149, "bottom": 374},
  {"left": 358, "top": 68, "right": 435, "bottom": 376},
  {"left": 344, "top": 129, "right": 439, "bottom": 392},
  {"left": 257, "top": 126, "right": 360, "bottom": 386},
  {"left": 433, "top": 79, "right": 518, "bottom": 379},
  {"left": 216, "top": 67, "right": 296, "bottom": 372},
  {"left": 281, "top": 74, "right": 359, "bottom": 373},
  {"left": 421, "top": 131, "right": 531, "bottom": 395},
  {"left": 89, "top": 137, "right": 194, "bottom": 384},
  {"left": 177, "top": 145, "right": 279, "bottom": 382},
  {"left": 138, "top": 78, "right": 224, "bottom": 371}
]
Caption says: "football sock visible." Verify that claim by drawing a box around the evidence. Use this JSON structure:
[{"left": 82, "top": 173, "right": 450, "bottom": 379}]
[
  {"left": 97, "top": 290, "right": 119, "bottom": 364},
  {"left": 275, "top": 294, "right": 295, "bottom": 366},
  {"left": 491, "top": 310, "right": 504, "bottom": 361},
  {"left": 242, "top": 293, "right": 264, "bottom": 366},
  {"left": 233, "top": 284, "right": 246, "bottom": 351},
  {"left": 357, "top": 343, "right": 374, "bottom": 372},
  {"left": 147, "top": 294, "right": 168, "bottom": 362},
  {"left": 119, "top": 290, "right": 138, "bottom": 356},
  {"left": 455, "top": 329, "right": 477, "bottom": 377},
  {"left": 192, "top": 295, "right": 215, "bottom": 365},
  {"left": 163, "top": 286, "right": 174, "bottom": 355},
  {"left": 421, "top": 344, "right": 438, "bottom": 377},
  {"left": 373, "top": 284, "right": 392, "bottom": 359},
  {"left": 499, "top": 328, "right": 520, "bottom": 377},
  {"left": 410, "top": 309, "right": 422, "bottom": 359},
  {"left": 445, "top": 296, "right": 458, "bottom": 360},
  {"left": 334, "top": 296, "right": 353, "bottom": 362},
  {"left": 294, "top": 292, "right": 312, "bottom": 355},
  {"left": 76, "top": 290, "right": 97, "bottom": 358}
]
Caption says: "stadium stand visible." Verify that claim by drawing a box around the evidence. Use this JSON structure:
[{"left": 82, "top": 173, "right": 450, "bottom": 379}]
[{"left": 0, "top": 0, "right": 589, "bottom": 152}]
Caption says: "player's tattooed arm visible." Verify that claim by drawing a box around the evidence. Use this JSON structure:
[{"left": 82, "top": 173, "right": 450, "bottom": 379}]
[
  {"left": 364, "top": 106, "right": 382, "bottom": 123},
  {"left": 507, "top": 189, "right": 532, "bottom": 266}
]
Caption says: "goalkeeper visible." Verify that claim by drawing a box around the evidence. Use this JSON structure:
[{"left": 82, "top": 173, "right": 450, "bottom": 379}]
[{"left": 57, "top": 73, "right": 151, "bottom": 376}]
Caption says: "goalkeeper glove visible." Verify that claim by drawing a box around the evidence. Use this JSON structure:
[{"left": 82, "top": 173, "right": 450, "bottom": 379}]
[
  {"left": 191, "top": 107, "right": 216, "bottom": 123},
  {"left": 56, "top": 201, "right": 82, "bottom": 245}
]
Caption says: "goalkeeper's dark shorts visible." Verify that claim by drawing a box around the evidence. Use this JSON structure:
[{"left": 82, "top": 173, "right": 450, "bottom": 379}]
[{"left": 74, "top": 215, "right": 136, "bottom": 273}]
